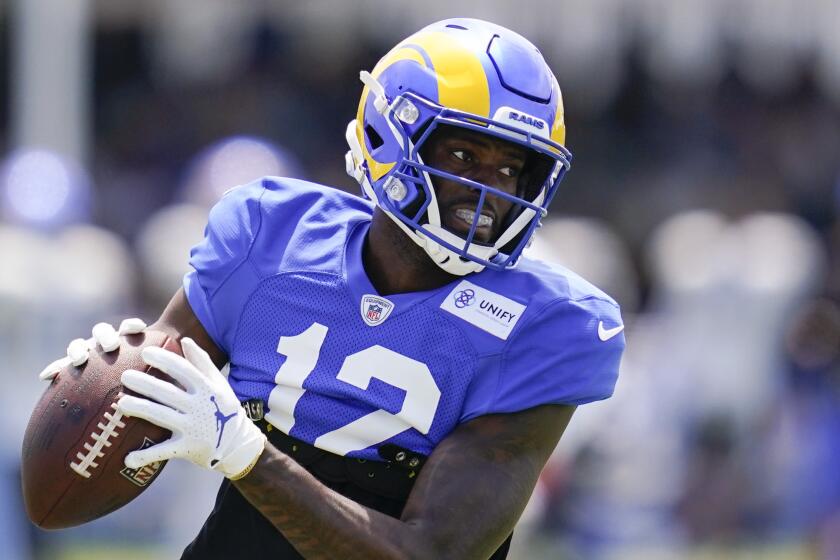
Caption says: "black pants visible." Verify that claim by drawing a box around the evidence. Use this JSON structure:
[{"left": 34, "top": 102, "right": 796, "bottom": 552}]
[{"left": 182, "top": 428, "right": 512, "bottom": 559}]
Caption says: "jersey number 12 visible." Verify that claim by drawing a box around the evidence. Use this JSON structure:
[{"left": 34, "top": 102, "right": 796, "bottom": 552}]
[{"left": 265, "top": 322, "right": 442, "bottom": 455}]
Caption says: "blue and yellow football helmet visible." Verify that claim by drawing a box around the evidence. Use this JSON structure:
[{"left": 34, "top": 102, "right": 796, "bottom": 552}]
[{"left": 346, "top": 18, "right": 572, "bottom": 275}]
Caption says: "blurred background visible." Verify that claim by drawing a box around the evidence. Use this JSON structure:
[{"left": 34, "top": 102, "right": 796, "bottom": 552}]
[{"left": 1, "top": 0, "right": 839, "bottom": 558}]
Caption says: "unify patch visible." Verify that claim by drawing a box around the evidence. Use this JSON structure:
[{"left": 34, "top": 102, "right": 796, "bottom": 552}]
[{"left": 440, "top": 280, "right": 526, "bottom": 340}]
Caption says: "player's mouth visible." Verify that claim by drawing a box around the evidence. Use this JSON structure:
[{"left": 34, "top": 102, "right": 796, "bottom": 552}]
[
  {"left": 454, "top": 208, "right": 494, "bottom": 229},
  {"left": 446, "top": 206, "right": 496, "bottom": 243}
]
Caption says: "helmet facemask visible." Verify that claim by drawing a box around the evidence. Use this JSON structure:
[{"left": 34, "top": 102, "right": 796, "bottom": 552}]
[{"left": 347, "top": 78, "right": 571, "bottom": 276}]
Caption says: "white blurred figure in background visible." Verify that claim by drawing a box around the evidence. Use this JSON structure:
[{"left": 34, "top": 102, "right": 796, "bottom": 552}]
[
  {"left": 649, "top": 211, "right": 822, "bottom": 551},
  {"left": 1, "top": 149, "right": 136, "bottom": 449},
  {"left": 0, "top": 148, "right": 136, "bottom": 559},
  {"left": 133, "top": 135, "right": 303, "bottom": 553},
  {"left": 647, "top": 211, "right": 824, "bottom": 434},
  {"left": 641, "top": 211, "right": 823, "bottom": 549}
]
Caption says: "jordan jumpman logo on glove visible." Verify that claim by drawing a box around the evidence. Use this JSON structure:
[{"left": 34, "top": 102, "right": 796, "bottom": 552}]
[
  {"left": 211, "top": 396, "right": 237, "bottom": 449},
  {"left": 116, "top": 338, "right": 267, "bottom": 480}
]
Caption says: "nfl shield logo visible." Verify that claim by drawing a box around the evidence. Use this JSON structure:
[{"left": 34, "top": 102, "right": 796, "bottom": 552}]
[
  {"left": 360, "top": 294, "right": 394, "bottom": 327},
  {"left": 367, "top": 304, "right": 383, "bottom": 322},
  {"left": 119, "top": 436, "right": 164, "bottom": 487}
]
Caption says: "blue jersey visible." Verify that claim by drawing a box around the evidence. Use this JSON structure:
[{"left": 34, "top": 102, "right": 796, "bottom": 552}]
[{"left": 183, "top": 178, "right": 624, "bottom": 461}]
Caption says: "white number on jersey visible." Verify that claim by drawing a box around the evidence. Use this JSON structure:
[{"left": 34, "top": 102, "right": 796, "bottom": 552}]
[{"left": 265, "top": 322, "right": 442, "bottom": 456}]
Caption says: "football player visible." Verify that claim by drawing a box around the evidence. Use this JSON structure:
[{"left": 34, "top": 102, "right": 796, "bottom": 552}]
[{"left": 41, "top": 18, "right": 624, "bottom": 559}]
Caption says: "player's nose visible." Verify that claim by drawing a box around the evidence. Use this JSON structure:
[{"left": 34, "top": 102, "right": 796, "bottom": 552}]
[{"left": 464, "top": 161, "right": 500, "bottom": 190}]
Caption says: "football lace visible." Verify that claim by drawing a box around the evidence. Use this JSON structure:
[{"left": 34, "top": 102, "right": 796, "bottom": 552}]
[{"left": 69, "top": 395, "right": 126, "bottom": 478}]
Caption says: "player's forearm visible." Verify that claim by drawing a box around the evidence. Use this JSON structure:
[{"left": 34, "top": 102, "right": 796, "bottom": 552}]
[{"left": 233, "top": 445, "right": 436, "bottom": 560}]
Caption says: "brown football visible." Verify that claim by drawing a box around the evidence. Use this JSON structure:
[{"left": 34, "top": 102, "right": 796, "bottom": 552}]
[{"left": 21, "top": 330, "right": 180, "bottom": 529}]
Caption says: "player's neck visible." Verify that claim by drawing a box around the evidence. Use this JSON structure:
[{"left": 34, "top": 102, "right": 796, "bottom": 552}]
[{"left": 364, "top": 210, "right": 459, "bottom": 296}]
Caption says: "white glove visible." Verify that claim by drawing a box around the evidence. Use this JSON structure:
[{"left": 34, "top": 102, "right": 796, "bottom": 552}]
[
  {"left": 38, "top": 318, "right": 148, "bottom": 381},
  {"left": 116, "top": 337, "right": 267, "bottom": 480}
]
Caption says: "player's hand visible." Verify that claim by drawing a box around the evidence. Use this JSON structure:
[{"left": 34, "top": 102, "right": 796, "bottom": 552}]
[
  {"left": 116, "top": 337, "right": 267, "bottom": 480},
  {"left": 38, "top": 318, "right": 148, "bottom": 381}
]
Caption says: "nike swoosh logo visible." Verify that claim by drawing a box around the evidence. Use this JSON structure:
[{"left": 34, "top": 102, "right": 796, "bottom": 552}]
[{"left": 598, "top": 321, "right": 624, "bottom": 341}]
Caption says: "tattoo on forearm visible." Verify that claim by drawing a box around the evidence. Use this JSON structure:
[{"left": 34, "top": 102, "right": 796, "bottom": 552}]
[
  {"left": 232, "top": 405, "right": 573, "bottom": 560},
  {"left": 235, "top": 451, "right": 407, "bottom": 559}
]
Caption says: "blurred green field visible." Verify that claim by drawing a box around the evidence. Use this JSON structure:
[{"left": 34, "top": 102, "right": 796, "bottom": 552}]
[
  {"left": 512, "top": 538, "right": 818, "bottom": 560},
  {"left": 38, "top": 546, "right": 170, "bottom": 560},
  {"left": 39, "top": 541, "right": 817, "bottom": 560}
]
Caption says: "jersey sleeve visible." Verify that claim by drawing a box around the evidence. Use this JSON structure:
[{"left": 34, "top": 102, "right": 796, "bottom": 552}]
[
  {"left": 182, "top": 180, "right": 267, "bottom": 353},
  {"left": 484, "top": 297, "right": 624, "bottom": 415}
]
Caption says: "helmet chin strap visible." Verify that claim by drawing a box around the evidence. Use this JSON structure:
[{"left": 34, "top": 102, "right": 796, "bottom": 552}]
[
  {"left": 345, "top": 120, "right": 369, "bottom": 187},
  {"left": 421, "top": 224, "right": 496, "bottom": 275},
  {"left": 385, "top": 211, "right": 489, "bottom": 276}
]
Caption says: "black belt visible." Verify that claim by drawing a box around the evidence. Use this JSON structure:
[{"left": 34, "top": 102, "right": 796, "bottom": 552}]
[{"left": 243, "top": 399, "right": 427, "bottom": 501}]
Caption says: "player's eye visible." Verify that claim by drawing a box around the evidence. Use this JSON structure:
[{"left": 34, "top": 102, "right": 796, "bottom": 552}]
[
  {"left": 499, "top": 166, "right": 520, "bottom": 178},
  {"left": 451, "top": 150, "right": 471, "bottom": 162}
]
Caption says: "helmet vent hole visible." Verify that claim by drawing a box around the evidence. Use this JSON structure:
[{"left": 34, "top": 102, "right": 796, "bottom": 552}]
[
  {"left": 365, "top": 125, "right": 384, "bottom": 150},
  {"left": 445, "top": 24, "right": 468, "bottom": 30}
]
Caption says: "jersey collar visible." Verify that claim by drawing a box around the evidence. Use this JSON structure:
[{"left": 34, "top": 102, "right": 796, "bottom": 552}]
[{"left": 343, "top": 219, "right": 448, "bottom": 320}]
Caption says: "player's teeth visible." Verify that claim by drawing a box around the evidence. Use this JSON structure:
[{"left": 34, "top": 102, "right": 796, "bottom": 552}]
[{"left": 455, "top": 209, "right": 493, "bottom": 227}]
